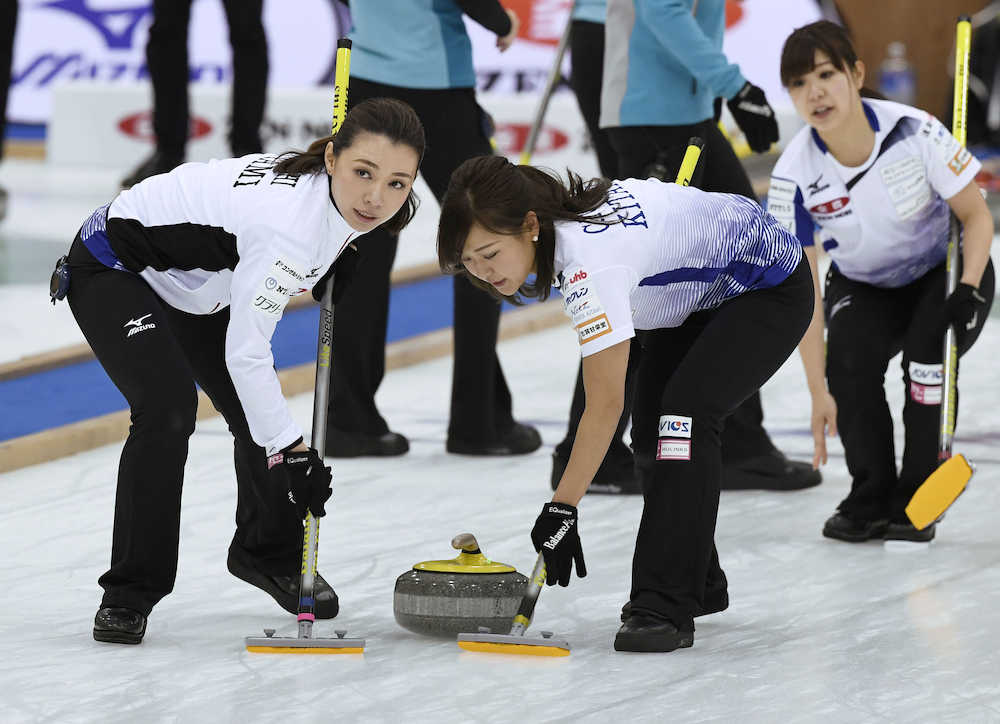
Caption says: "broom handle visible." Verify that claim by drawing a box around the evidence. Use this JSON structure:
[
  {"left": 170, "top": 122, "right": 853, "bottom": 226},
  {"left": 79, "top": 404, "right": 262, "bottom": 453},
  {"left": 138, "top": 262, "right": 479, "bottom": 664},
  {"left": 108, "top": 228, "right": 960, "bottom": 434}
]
[
  {"left": 519, "top": 2, "right": 575, "bottom": 165},
  {"left": 939, "top": 16, "right": 971, "bottom": 462},
  {"left": 297, "top": 37, "right": 352, "bottom": 640}
]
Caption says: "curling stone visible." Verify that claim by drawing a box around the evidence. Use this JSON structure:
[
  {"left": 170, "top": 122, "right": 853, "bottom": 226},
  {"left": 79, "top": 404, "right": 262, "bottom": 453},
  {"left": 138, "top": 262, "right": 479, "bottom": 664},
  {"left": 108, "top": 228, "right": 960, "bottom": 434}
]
[{"left": 393, "top": 533, "right": 529, "bottom": 637}]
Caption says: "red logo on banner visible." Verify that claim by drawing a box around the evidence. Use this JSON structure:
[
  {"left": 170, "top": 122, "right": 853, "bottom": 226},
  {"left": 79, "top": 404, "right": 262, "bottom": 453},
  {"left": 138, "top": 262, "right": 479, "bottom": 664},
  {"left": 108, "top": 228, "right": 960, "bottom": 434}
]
[
  {"left": 809, "top": 197, "right": 851, "bottom": 215},
  {"left": 118, "top": 111, "right": 213, "bottom": 141},
  {"left": 494, "top": 123, "right": 569, "bottom": 154},
  {"left": 506, "top": 0, "right": 572, "bottom": 45},
  {"left": 725, "top": 0, "right": 745, "bottom": 28}
]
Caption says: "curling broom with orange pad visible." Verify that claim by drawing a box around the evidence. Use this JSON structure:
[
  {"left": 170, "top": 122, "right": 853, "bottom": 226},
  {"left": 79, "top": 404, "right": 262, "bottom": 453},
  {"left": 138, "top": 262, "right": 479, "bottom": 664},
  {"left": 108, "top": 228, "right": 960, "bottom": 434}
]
[{"left": 906, "top": 16, "right": 975, "bottom": 531}]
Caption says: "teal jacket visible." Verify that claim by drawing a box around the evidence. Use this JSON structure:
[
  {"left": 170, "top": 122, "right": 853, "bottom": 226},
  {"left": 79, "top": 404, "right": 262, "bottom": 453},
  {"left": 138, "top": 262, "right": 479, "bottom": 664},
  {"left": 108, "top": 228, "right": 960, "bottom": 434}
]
[{"left": 600, "top": 0, "right": 746, "bottom": 128}]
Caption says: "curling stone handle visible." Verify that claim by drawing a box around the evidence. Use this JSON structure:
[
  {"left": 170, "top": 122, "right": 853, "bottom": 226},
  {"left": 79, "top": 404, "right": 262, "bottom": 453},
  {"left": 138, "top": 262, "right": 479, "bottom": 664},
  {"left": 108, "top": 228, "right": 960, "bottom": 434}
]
[{"left": 451, "top": 533, "right": 481, "bottom": 554}]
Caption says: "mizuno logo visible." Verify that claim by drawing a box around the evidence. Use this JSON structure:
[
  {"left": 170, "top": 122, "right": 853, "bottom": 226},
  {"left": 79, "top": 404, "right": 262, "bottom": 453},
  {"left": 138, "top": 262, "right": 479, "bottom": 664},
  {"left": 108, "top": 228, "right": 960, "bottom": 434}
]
[
  {"left": 124, "top": 314, "right": 152, "bottom": 328},
  {"left": 123, "top": 313, "right": 156, "bottom": 338}
]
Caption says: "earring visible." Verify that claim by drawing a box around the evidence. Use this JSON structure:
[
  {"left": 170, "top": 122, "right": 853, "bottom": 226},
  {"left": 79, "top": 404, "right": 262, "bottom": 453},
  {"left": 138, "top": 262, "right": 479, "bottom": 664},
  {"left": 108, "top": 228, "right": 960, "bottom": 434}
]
[{"left": 532, "top": 235, "right": 538, "bottom": 244}]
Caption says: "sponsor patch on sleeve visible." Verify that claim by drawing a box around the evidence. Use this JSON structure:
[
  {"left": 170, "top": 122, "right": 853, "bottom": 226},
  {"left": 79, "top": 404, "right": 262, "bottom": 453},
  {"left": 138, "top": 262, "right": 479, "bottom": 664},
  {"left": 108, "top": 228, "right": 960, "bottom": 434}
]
[
  {"left": 658, "top": 414, "right": 692, "bottom": 438},
  {"left": 251, "top": 258, "right": 307, "bottom": 316},
  {"left": 560, "top": 270, "right": 614, "bottom": 345},
  {"left": 657, "top": 439, "right": 691, "bottom": 461},
  {"left": 908, "top": 361, "right": 943, "bottom": 405}
]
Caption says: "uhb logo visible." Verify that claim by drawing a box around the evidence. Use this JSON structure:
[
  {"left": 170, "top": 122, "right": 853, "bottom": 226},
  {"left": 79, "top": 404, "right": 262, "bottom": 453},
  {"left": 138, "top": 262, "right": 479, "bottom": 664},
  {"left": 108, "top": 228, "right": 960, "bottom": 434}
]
[
  {"left": 568, "top": 270, "right": 588, "bottom": 284},
  {"left": 809, "top": 197, "right": 850, "bottom": 215},
  {"left": 658, "top": 414, "right": 692, "bottom": 438}
]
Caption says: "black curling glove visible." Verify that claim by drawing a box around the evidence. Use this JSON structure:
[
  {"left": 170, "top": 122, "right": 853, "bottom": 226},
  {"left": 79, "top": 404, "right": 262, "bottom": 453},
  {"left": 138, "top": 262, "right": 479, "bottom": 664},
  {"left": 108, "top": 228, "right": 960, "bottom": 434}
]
[
  {"left": 727, "top": 81, "right": 779, "bottom": 153},
  {"left": 268, "top": 447, "right": 332, "bottom": 519},
  {"left": 945, "top": 282, "right": 987, "bottom": 344},
  {"left": 530, "top": 502, "right": 587, "bottom": 587}
]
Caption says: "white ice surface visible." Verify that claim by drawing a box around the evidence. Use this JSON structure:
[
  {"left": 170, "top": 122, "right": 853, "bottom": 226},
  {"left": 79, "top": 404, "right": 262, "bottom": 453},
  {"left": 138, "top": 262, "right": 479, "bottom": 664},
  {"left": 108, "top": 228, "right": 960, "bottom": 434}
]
[{"left": 2, "top": 321, "right": 1000, "bottom": 723}]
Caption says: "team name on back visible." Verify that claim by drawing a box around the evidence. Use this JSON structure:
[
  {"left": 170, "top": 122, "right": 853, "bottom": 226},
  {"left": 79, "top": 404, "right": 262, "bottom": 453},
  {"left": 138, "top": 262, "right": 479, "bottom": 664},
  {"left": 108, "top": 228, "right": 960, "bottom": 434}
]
[
  {"left": 233, "top": 155, "right": 301, "bottom": 188},
  {"left": 583, "top": 182, "right": 648, "bottom": 233}
]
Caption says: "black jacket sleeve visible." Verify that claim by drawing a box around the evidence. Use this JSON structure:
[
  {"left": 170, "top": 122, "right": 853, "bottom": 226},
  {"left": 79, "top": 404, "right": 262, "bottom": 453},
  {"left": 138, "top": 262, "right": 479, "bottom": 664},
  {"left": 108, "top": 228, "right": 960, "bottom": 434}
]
[{"left": 455, "top": 0, "right": 512, "bottom": 37}]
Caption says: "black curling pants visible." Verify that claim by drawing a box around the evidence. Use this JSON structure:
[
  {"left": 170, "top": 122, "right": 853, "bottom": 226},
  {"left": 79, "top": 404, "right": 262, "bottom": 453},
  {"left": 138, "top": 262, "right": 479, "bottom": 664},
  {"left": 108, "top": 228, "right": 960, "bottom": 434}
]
[
  {"left": 568, "top": 19, "right": 618, "bottom": 179},
  {"left": 146, "top": 0, "right": 267, "bottom": 157},
  {"left": 0, "top": 0, "right": 15, "bottom": 163},
  {"left": 66, "top": 238, "right": 301, "bottom": 617},
  {"left": 825, "top": 260, "right": 994, "bottom": 523},
  {"left": 556, "top": 120, "right": 779, "bottom": 464},
  {"left": 327, "top": 78, "right": 515, "bottom": 443},
  {"left": 629, "top": 259, "right": 813, "bottom": 631}
]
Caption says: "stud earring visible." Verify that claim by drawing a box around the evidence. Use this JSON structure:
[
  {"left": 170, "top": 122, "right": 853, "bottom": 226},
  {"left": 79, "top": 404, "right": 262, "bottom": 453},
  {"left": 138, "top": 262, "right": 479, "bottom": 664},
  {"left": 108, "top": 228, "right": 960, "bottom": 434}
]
[{"left": 532, "top": 235, "right": 538, "bottom": 243}]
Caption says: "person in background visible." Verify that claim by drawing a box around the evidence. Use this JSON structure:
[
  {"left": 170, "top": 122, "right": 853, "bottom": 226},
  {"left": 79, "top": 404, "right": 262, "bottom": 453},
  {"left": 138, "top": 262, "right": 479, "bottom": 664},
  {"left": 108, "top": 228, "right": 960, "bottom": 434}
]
[
  {"left": 550, "top": 0, "right": 819, "bottom": 494},
  {"left": 0, "top": 0, "right": 16, "bottom": 221},
  {"left": 324, "top": 0, "right": 542, "bottom": 458},
  {"left": 121, "top": 0, "right": 268, "bottom": 188},
  {"left": 771, "top": 21, "right": 994, "bottom": 543}
]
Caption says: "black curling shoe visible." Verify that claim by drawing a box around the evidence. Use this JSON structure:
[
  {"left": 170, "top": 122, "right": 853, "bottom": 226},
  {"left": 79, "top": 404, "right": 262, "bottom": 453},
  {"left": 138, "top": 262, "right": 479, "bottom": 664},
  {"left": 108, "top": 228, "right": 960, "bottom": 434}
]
[
  {"left": 884, "top": 521, "right": 936, "bottom": 542},
  {"left": 722, "top": 450, "right": 821, "bottom": 491},
  {"left": 551, "top": 450, "right": 640, "bottom": 494},
  {"left": 227, "top": 549, "right": 339, "bottom": 619},
  {"left": 93, "top": 607, "right": 147, "bottom": 644},
  {"left": 446, "top": 422, "right": 542, "bottom": 456},
  {"left": 614, "top": 613, "right": 694, "bottom": 653},
  {"left": 822, "top": 513, "right": 888, "bottom": 542},
  {"left": 325, "top": 428, "right": 409, "bottom": 457}
]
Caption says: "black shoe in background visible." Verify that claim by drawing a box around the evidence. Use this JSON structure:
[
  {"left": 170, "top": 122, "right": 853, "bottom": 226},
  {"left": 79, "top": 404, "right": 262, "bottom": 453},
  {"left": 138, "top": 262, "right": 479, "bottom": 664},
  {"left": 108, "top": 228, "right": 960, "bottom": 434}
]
[
  {"left": 227, "top": 548, "right": 339, "bottom": 619},
  {"left": 446, "top": 421, "right": 541, "bottom": 456},
  {"left": 822, "top": 512, "right": 888, "bottom": 542},
  {"left": 722, "top": 449, "right": 821, "bottom": 491},
  {"left": 884, "top": 520, "right": 936, "bottom": 542},
  {"left": 93, "top": 607, "right": 147, "bottom": 644},
  {"left": 551, "top": 449, "right": 641, "bottom": 494},
  {"left": 614, "top": 612, "right": 694, "bottom": 653},
  {"left": 120, "top": 151, "right": 184, "bottom": 189},
  {"left": 325, "top": 427, "right": 409, "bottom": 457}
]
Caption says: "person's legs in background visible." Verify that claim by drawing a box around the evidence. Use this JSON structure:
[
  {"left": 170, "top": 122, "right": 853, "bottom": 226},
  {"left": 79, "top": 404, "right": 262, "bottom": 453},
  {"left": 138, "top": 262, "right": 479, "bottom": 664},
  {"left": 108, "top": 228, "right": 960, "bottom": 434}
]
[
  {"left": 121, "top": 0, "right": 193, "bottom": 187},
  {"left": 221, "top": 0, "right": 267, "bottom": 156},
  {"left": 324, "top": 81, "right": 538, "bottom": 456},
  {"left": 0, "top": 0, "right": 16, "bottom": 221},
  {"left": 561, "top": 121, "right": 821, "bottom": 494},
  {"left": 325, "top": 77, "right": 409, "bottom": 457}
]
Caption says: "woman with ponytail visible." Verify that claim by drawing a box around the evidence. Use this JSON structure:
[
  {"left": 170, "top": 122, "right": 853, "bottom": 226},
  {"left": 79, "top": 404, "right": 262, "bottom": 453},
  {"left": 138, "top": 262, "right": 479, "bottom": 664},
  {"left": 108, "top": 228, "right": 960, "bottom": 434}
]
[{"left": 437, "top": 156, "right": 814, "bottom": 653}]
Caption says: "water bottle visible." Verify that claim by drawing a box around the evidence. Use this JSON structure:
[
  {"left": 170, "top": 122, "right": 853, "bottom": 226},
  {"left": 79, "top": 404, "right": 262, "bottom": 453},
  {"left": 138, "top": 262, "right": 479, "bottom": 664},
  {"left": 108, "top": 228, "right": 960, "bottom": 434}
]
[{"left": 878, "top": 41, "right": 916, "bottom": 106}]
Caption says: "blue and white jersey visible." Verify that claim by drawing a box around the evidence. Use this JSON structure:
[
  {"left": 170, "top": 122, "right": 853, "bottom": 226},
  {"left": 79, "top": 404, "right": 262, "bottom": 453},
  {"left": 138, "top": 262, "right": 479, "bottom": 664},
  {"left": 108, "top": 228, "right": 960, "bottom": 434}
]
[
  {"left": 83, "top": 155, "right": 360, "bottom": 456},
  {"left": 768, "top": 99, "right": 980, "bottom": 288},
  {"left": 553, "top": 178, "right": 802, "bottom": 356},
  {"left": 600, "top": 0, "right": 745, "bottom": 128},
  {"left": 573, "top": 0, "right": 606, "bottom": 23}
]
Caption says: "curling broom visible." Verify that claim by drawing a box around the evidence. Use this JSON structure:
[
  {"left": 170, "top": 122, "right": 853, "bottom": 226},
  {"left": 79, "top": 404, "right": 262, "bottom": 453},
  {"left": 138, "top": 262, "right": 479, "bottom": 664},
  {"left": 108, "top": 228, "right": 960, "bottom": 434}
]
[
  {"left": 246, "top": 38, "right": 364, "bottom": 654},
  {"left": 905, "top": 16, "right": 975, "bottom": 531}
]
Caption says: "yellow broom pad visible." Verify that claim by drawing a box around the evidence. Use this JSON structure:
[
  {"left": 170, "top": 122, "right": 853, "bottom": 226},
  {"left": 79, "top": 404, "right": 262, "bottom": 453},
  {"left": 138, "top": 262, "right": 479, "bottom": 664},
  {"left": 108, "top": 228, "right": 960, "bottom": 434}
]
[
  {"left": 246, "top": 645, "right": 364, "bottom": 654},
  {"left": 457, "top": 640, "right": 569, "bottom": 657},
  {"left": 905, "top": 454, "right": 973, "bottom": 530}
]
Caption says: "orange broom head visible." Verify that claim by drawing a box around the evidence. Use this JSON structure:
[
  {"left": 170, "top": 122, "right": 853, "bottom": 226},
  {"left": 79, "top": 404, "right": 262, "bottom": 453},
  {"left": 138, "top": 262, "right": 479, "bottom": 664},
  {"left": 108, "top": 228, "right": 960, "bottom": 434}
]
[
  {"left": 906, "top": 454, "right": 973, "bottom": 530},
  {"left": 457, "top": 640, "right": 569, "bottom": 657}
]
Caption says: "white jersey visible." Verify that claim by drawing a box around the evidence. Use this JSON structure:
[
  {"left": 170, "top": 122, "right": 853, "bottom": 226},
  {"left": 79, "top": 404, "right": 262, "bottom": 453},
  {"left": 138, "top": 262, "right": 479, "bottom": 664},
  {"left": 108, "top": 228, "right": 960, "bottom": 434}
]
[
  {"left": 767, "top": 99, "right": 980, "bottom": 288},
  {"left": 81, "top": 154, "right": 360, "bottom": 455},
  {"left": 553, "top": 178, "right": 802, "bottom": 356}
]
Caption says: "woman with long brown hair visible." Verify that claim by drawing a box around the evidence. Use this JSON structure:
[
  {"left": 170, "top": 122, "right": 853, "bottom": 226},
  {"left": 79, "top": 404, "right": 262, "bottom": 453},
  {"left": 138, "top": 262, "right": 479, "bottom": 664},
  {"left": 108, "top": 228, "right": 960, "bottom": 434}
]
[
  {"left": 437, "top": 156, "right": 813, "bottom": 652},
  {"left": 54, "top": 98, "right": 425, "bottom": 645}
]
